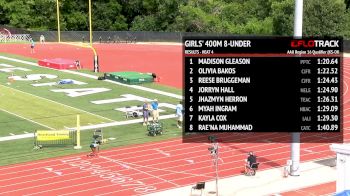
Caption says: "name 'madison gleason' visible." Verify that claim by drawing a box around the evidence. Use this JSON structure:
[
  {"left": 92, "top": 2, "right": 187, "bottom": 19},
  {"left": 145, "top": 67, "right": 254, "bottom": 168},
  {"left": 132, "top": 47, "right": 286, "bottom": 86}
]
[{"left": 198, "top": 58, "right": 250, "bottom": 65}]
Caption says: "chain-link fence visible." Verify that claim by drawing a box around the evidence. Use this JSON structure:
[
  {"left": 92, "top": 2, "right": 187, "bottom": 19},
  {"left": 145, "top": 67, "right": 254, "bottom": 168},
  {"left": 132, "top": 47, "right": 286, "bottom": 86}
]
[
  {"left": 29, "top": 31, "right": 350, "bottom": 52},
  {"left": 0, "top": 34, "right": 32, "bottom": 43},
  {"left": 30, "top": 31, "right": 182, "bottom": 43},
  {"left": 345, "top": 40, "right": 350, "bottom": 52},
  {"left": 1, "top": 28, "right": 348, "bottom": 52},
  {"left": 29, "top": 31, "right": 244, "bottom": 43}
]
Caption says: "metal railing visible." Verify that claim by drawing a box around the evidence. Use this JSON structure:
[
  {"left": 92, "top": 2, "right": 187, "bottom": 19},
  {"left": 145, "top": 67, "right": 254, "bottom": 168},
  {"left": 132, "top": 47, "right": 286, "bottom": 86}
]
[{"left": 0, "top": 34, "right": 32, "bottom": 43}]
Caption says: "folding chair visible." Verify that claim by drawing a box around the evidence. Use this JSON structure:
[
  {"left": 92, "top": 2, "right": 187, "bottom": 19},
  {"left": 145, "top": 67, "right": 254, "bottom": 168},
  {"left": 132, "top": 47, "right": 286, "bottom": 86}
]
[
  {"left": 191, "top": 182, "right": 205, "bottom": 196},
  {"left": 125, "top": 106, "right": 142, "bottom": 118},
  {"left": 125, "top": 106, "right": 132, "bottom": 118}
]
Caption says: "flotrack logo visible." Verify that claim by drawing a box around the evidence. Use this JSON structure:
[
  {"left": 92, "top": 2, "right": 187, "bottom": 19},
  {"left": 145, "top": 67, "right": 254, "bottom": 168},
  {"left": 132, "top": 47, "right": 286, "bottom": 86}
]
[{"left": 291, "top": 40, "right": 339, "bottom": 48}]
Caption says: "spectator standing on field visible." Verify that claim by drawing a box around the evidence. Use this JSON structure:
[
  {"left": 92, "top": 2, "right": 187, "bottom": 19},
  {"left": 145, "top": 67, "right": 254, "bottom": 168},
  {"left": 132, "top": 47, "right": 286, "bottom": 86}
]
[
  {"left": 175, "top": 101, "right": 183, "bottom": 128},
  {"left": 151, "top": 99, "right": 159, "bottom": 123},
  {"left": 30, "top": 39, "right": 35, "bottom": 54},
  {"left": 142, "top": 100, "right": 150, "bottom": 126},
  {"left": 39, "top": 35, "right": 45, "bottom": 44},
  {"left": 75, "top": 60, "right": 81, "bottom": 70}
]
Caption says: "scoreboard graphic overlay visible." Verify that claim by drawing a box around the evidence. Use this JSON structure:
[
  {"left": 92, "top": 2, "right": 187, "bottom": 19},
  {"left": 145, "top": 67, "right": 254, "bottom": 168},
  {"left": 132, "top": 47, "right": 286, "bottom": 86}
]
[{"left": 183, "top": 36, "right": 343, "bottom": 143}]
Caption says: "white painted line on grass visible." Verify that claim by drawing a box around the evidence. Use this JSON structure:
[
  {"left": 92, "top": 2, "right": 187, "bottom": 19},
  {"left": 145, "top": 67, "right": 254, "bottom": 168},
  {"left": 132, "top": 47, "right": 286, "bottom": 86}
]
[
  {"left": 9, "top": 133, "right": 15, "bottom": 136},
  {"left": 0, "top": 114, "right": 177, "bottom": 141},
  {"left": 0, "top": 56, "right": 37, "bottom": 66},
  {"left": 63, "top": 69, "right": 183, "bottom": 99},
  {"left": 0, "top": 55, "right": 182, "bottom": 99},
  {"left": 0, "top": 133, "right": 34, "bottom": 142},
  {"left": 0, "top": 84, "right": 113, "bottom": 122},
  {"left": 76, "top": 114, "right": 176, "bottom": 130},
  {"left": 0, "top": 55, "right": 180, "bottom": 141},
  {"left": 0, "top": 108, "right": 54, "bottom": 130},
  {"left": 103, "top": 79, "right": 183, "bottom": 100}
]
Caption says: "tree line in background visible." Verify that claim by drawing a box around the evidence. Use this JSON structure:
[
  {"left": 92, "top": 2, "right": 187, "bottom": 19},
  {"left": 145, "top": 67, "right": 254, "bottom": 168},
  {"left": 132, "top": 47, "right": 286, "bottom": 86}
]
[{"left": 0, "top": 0, "right": 349, "bottom": 38}]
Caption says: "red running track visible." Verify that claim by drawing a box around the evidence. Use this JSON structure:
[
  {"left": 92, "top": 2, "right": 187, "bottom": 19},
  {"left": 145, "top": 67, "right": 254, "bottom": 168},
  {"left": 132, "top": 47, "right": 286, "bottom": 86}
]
[
  {"left": 0, "top": 130, "right": 349, "bottom": 196},
  {"left": 280, "top": 181, "right": 335, "bottom": 196},
  {"left": 0, "top": 43, "right": 182, "bottom": 88}
]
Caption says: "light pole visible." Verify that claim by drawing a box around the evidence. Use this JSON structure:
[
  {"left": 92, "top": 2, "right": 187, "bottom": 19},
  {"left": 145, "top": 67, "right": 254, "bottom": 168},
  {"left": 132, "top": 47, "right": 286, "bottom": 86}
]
[
  {"left": 208, "top": 136, "right": 219, "bottom": 196},
  {"left": 87, "top": 0, "right": 99, "bottom": 72},
  {"left": 56, "top": 0, "right": 60, "bottom": 42},
  {"left": 89, "top": 0, "right": 92, "bottom": 46},
  {"left": 290, "top": 0, "right": 303, "bottom": 176}
]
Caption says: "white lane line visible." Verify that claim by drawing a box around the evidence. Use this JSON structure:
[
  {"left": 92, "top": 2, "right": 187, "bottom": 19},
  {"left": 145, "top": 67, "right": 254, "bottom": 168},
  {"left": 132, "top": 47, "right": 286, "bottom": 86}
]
[
  {"left": 0, "top": 150, "right": 214, "bottom": 188},
  {"left": 0, "top": 134, "right": 278, "bottom": 179},
  {"left": 303, "top": 149, "right": 313, "bottom": 153},
  {"left": 0, "top": 130, "right": 338, "bottom": 174},
  {"left": 44, "top": 167, "right": 53, "bottom": 172},
  {"left": 344, "top": 80, "right": 348, "bottom": 96},
  {"left": 0, "top": 108, "right": 54, "bottom": 130},
  {"left": 0, "top": 129, "right": 347, "bottom": 179},
  {"left": 0, "top": 136, "right": 187, "bottom": 171},
  {"left": 0, "top": 136, "right": 344, "bottom": 188},
  {"left": 0, "top": 140, "right": 346, "bottom": 195},
  {"left": 99, "top": 156, "right": 180, "bottom": 186},
  {"left": 54, "top": 171, "right": 62, "bottom": 176},
  {"left": 1, "top": 132, "right": 342, "bottom": 185},
  {"left": 155, "top": 149, "right": 171, "bottom": 157},
  {"left": 186, "top": 160, "right": 194, "bottom": 164},
  {"left": 22, "top": 178, "right": 114, "bottom": 196},
  {"left": 71, "top": 149, "right": 339, "bottom": 196}
]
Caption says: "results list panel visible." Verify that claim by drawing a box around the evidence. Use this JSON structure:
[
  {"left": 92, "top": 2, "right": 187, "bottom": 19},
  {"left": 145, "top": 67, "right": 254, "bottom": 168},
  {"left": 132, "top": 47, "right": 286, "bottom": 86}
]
[{"left": 183, "top": 36, "right": 342, "bottom": 133}]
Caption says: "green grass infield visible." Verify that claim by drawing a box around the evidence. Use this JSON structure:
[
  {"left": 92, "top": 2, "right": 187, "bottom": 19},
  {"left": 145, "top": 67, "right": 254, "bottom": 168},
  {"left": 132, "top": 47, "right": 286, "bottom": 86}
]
[{"left": 0, "top": 53, "right": 183, "bottom": 166}]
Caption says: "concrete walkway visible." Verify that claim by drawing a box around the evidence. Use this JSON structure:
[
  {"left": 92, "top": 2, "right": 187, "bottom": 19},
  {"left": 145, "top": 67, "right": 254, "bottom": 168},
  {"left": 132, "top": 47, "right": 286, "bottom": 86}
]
[{"left": 146, "top": 159, "right": 336, "bottom": 196}]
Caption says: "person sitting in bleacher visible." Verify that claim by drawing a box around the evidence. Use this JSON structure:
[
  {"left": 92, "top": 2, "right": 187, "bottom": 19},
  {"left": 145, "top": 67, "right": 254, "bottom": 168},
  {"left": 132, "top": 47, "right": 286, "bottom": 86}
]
[{"left": 245, "top": 151, "right": 258, "bottom": 175}]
